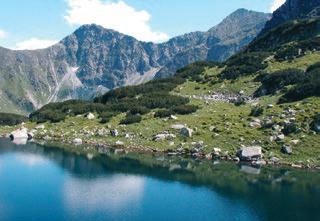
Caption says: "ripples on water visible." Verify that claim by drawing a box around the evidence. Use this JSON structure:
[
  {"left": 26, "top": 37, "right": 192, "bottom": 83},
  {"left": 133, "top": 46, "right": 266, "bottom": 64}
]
[{"left": 0, "top": 138, "right": 319, "bottom": 221}]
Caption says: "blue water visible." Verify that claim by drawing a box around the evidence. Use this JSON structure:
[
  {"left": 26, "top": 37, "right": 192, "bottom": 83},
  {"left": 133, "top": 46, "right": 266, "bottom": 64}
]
[{"left": 0, "top": 138, "right": 319, "bottom": 221}]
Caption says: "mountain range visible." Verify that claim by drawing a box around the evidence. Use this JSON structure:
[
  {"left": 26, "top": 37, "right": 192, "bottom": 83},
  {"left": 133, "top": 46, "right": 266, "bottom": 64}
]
[{"left": 0, "top": 9, "right": 270, "bottom": 114}]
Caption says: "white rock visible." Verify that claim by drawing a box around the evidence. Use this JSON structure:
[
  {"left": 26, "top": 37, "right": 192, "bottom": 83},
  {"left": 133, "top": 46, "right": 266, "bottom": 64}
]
[
  {"left": 171, "top": 124, "right": 185, "bottom": 130},
  {"left": 35, "top": 124, "right": 45, "bottom": 130},
  {"left": 291, "top": 140, "right": 299, "bottom": 145},
  {"left": 237, "top": 146, "right": 262, "bottom": 161},
  {"left": 267, "top": 104, "right": 274, "bottom": 109},
  {"left": 154, "top": 133, "right": 176, "bottom": 142},
  {"left": 115, "top": 141, "right": 124, "bottom": 146},
  {"left": 10, "top": 128, "right": 29, "bottom": 140},
  {"left": 276, "top": 134, "right": 285, "bottom": 141},
  {"left": 86, "top": 113, "right": 95, "bottom": 120},
  {"left": 73, "top": 138, "right": 83, "bottom": 145},
  {"left": 170, "top": 115, "right": 178, "bottom": 120},
  {"left": 249, "top": 119, "right": 261, "bottom": 128}
]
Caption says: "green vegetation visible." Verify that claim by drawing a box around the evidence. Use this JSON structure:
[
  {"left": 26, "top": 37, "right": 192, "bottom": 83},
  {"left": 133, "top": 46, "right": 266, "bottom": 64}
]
[
  {"left": 220, "top": 52, "right": 269, "bottom": 79},
  {"left": 2, "top": 18, "right": 320, "bottom": 167},
  {"left": 120, "top": 113, "right": 142, "bottom": 125},
  {"left": 281, "top": 67, "right": 320, "bottom": 103},
  {"left": 0, "top": 113, "right": 28, "bottom": 126},
  {"left": 29, "top": 62, "right": 220, "bottom": 124},
  {"left": 254, "top": 68, "right": 305, "bottom": 96}
]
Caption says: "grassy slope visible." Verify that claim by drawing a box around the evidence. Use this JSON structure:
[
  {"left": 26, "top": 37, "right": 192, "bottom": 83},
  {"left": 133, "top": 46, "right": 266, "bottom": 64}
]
[{"left": 1, "top": 52, "right": 320, "bottom": 166}]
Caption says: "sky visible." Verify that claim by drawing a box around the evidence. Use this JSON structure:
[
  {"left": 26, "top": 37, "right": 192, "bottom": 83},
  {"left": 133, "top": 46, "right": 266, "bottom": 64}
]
[{"left": 0, "top": 0, "right": 286, "bottom": 50}]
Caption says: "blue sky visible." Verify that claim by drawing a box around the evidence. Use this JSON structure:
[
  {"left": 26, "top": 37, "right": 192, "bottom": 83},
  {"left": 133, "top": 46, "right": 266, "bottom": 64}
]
[{"left": 0, "top": 0, "right": 285, "bottom": 50}]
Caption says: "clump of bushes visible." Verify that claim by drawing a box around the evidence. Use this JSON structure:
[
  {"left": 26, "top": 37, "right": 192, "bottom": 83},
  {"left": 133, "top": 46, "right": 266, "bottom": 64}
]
[
  {"left": 154, "top": 110, "right": 173, "bottom": 118},
  {"left": 176, "top": 61, "right": 219, "bottom": 82},
  {"left": 129, "top": 106, "right": 150, "bottom": 115},
  {"left": 0, "top": 113, "right": 28, "bottom": 126},
  {"left": 219, "top": 52, "right": 269, "bottom": 80},
  {"left": 254, "top": 68, "right": 305, "bottom": 96},
  {"left": 99, "top": 111, "right": 115, "bottom": 124},
  {"left": 120, "top": 114, "right": 142, "bottom": 125},
  {"left": 280, "top": 66, "right": 320, "bottom": 103},
  {"left": 171, "top": 105, "right": 198, "bottom": 115},
  {"left": 250, "top": 106, "right": 264, "bottom": 117}
]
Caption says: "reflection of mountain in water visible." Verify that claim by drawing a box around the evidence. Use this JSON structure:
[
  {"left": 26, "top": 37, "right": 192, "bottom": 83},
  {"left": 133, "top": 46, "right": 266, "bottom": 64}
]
[{"left": 1, "top": 138, "right": 320, "bottom": 221}]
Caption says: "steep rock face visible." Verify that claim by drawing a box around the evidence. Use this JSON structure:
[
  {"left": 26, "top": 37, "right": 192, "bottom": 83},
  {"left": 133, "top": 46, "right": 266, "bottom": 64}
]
[
  {"left": 261, "top": 0, "right": 320, "bottom": 34},
  {"left": 0, "top": 9, "right": 270, "bottom": 114}
]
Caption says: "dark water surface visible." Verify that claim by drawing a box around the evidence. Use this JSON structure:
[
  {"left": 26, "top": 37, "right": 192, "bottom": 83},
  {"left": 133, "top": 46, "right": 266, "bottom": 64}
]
[{"left": 0, "top": 138, "right": 319, "bottom": 221}]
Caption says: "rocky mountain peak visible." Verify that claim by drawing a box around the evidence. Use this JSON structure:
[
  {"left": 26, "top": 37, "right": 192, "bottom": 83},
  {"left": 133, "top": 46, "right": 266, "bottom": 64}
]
[
  {"left": 0, "top": 9, "right": 270, "bottom": 114},
  {"left": 261, "top": 0, "right": 320, "bottom": 34}
]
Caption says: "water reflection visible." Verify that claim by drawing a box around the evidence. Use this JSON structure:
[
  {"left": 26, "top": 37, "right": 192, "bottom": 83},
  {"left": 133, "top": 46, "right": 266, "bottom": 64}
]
[
  {"left": 64, "top": 175, "right": 144, "bottom": 213},
  {"left": 11, "top": 138, "right": 27, "bottom": 145},
  {"left": 0, "top": 138, "right": 320, "bottom": 221}
]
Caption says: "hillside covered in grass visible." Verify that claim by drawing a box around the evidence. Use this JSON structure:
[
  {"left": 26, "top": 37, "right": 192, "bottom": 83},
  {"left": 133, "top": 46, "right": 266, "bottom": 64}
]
[{"left": 1, "top": 18, "right": 320, "bottom": 167}]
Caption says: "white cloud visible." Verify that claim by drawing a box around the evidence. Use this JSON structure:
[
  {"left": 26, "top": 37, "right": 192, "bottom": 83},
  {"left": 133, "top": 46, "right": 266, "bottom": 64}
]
[
  {"left": 270, "top": 0, "right": 286, "bottom": 12},
  {"left": 15, "top": 38, "right": 58, "bottom": 50},
  {"left": 16, "top": 153, "right": 48, "bottom": 167},
  {"left": 64, "top": 174, "right": 145, "bottom": 213},
  {"left": 64, "top": 0, "right": 169, "bottom": 42},
  {"left": 0, "top": 29, "right": 8, "bottom": 39}
]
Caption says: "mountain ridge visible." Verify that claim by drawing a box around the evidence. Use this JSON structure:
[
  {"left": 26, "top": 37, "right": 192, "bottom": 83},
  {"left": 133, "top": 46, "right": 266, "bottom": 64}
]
[{"left": 0, "top": 9, "right": 270, "bottom": 114}]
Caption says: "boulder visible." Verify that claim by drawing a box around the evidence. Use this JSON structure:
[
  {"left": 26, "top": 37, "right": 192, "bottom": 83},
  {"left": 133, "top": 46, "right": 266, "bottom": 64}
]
[
  {"left": 237, "top": 146, "right": 262, "bottom": 161},
  {"left": 311, "top": 114, "right": 320, "bottom": 133},
  {"left": 249, "top": 119, "right": 261, "bottom": 128},
  {"left": 282, "top": 145, "right": 292, "bottom": 155},
  {"left": 171, "top": 124, "right": 185, "bottom": 130},
  {"left": 73, "top": 138, "right": 83, "bottom": 145},
  {"left": 291, "top": 139, "right": 299, "bottom": 145},
  {"left": 110, "top": 129, "right": 119, "bottom": 137},
  {"left": 169, "top": 115, "right": 178, "bottom": 120},
  {"left": 180, "top": 127, "right": 193, "bottom": 137},
  {"left": 270, "top": 157, "right": 280, "bottom": 164},
  {"left": 153, "top": 133, "right": 176, "bottom": 141},
  {"left": 10, "top": 128, "right": 29, "bottom": 140},
  {"left": 276, "top": 134, "right": 285, "bottom": 141},
  {"left": 86, "top": 113, "right": 95, "bottom": 120},
  {"left": 267, "top": 104, "right": 274, "bottom": 109},
  {"left": 115, "top": 141, "right": 124, "bottom": 146},
  {"left": 35, "top": 124, "right": 45, "bottom": 130}
]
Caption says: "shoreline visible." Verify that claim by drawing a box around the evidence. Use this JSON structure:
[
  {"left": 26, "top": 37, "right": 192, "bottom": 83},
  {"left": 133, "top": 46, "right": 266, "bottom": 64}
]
[{"left": 2, "top": 132, "right": 319, "bottom": 171}]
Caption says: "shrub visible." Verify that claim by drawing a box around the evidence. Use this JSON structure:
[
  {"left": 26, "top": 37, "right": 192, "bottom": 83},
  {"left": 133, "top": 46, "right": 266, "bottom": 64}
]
[
  {"left": 0, "top": 113, "right": 28, "bottom": 126},
  {"left": 254, "top": 68, "right": 305, "bottom": 97},
  {"left": 280, "top": 67, "right": 320, "bottom": 102},
  {"left": 30, "top": 110, "right": 66, "bottom": 123},
  {"left": 220, "top": 52, "right": 269, "bottom": 80},
  {"left": 171, "top": 105, "right": 198, "bottom": 115},
  {"left": 120, "top": 114, "right": 142, "bottom": 125},
  {"left": 99, "top": 111, "right": 115, "bottom": 124},
  {"left": 129, "top": 106, "right": 150, "bottom": 115},
  {"left": 154, "top": 110, "right": 173, "bottom": 118},
  {"left": 250, "top": 106, "right": 264, "bottom": 117}
]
